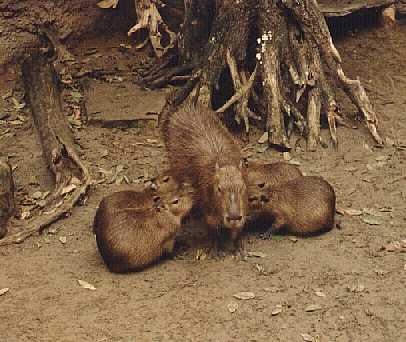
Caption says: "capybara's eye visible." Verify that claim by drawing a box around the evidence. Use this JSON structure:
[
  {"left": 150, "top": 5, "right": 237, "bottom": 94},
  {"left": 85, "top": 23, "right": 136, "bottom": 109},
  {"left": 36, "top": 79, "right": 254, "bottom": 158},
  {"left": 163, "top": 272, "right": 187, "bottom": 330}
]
[
  {"left": 171, "top": 199, "right": 179, "bottom": 205},
  {"left": 153, "top": 196, "right": 161, "bottom": 202},
  {"left": 258, "top": 183, "right": 265, "bottom": 188},
  {"left": 162, "top": 176, "right": 170, "bottom": 183},
  {"left": 217, "top": 186, "right": 222, "bottom": 193}
]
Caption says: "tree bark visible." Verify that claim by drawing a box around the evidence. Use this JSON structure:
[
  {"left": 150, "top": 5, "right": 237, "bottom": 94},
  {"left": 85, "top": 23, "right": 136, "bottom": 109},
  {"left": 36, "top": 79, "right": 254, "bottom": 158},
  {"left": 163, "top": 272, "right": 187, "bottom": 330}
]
[
  {"left": 0, "top": 159, "right": 15, "bottom": 239},
  {"left": 146, "top": 0, "right": 382, "bottom": 149}
]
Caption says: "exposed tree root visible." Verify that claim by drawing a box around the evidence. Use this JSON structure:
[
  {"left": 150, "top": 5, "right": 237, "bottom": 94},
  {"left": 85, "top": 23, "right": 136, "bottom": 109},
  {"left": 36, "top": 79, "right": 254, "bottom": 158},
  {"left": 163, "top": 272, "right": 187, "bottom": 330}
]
[
  {"left": 0, "top": 53, "right": 91, "bottom": 246},
  {"left": 151, "top": 0, "right": 382, "bottom": 149},
  {"left": 128, "top": 0, "right": 177, "bottom": 58}
]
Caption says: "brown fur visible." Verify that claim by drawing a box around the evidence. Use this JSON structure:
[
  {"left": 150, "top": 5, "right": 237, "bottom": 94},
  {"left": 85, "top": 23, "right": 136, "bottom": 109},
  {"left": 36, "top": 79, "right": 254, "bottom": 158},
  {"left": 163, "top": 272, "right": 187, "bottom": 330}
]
[
  {"left": 0, "top": 159, "right": 14, "bottom": 239},
  {"left": 162, "top": 103, "right": 248, "bottom": 240},
  {"left": 247, "top": 161, "right": 303, "bottom": 194},
  {"left": 248, "top": 176, "right": 336, "bottom": 236},
  {"left": 93, "top": 183, "right": 194, "bottom": 273}
]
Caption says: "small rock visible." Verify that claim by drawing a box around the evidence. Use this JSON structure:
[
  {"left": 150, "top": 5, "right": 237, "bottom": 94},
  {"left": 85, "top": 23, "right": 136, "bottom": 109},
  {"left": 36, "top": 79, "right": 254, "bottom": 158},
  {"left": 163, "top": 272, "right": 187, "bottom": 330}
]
[
  {"left": 271, "top": 305, "right": 282, "bottom": 316},
  {"left": 351, "top": 284, "right": 365, "bottom": 293},
  {"left": 31, "top": 191, "right": 43, "bottom": 200},
  {"left": 314, "top": 291, "right": 326, "bottom": 297},
  {"left": 233, "top": 292, "right": 255, "bottom": 300},
  {"left": 59, "top": 236, "right": 67, "bottom": 244},
  {"left": 289, "top": 237, "right": 298, "bottom": 243},
  {"left": 305, "top": 304, "right": 322, "bottom": 312},
  {"left": 384, "top": 241, "right": 401, "bottom": 252}
]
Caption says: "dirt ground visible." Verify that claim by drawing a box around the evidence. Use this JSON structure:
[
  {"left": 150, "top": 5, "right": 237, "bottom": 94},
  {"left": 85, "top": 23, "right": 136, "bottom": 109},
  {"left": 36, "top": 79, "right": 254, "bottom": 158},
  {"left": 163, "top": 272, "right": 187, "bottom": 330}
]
[{"left": 1, "top": 15, "right": 406, "bottom": 342}]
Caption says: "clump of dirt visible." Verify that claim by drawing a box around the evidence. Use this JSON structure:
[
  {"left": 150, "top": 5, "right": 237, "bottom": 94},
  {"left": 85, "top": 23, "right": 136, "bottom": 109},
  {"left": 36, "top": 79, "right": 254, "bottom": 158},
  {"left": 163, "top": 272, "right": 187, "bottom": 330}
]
[{"left": 0, "top": 12, "right": 406, "bottom": 342}]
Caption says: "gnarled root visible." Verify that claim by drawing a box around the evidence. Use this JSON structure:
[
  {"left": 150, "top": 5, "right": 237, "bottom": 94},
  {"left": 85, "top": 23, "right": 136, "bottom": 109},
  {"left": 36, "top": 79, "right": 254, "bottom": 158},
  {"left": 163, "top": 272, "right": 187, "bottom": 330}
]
[
  {"left": 0, "top": 53, "right": 91, "bottom": 246},
  {"left": 128, "top": 0, "right": 177, "bottom": 58}
]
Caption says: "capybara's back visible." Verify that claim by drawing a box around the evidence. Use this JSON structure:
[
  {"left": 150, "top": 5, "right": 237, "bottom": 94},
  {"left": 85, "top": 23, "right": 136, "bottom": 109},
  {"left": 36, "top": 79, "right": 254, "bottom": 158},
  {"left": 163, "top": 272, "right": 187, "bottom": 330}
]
[
  {"left": 247, "top": 161, "right": 303, "bottom": 191},
  {"left": 93, "top": 184, "right": 194, "bottom": 272}
]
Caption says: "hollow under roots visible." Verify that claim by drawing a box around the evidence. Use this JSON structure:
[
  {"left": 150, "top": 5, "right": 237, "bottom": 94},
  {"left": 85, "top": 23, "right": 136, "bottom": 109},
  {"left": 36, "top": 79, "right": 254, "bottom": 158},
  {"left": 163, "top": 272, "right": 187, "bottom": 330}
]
[{"left": 142, "top": 0, "right": 382, "bottom": 150}]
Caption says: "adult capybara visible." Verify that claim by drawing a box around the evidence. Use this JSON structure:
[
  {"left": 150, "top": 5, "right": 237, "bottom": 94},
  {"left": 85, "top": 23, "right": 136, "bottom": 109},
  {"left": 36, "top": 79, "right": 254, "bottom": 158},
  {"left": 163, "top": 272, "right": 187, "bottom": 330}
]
[
  {"left": 162, "top": 103, "right": 248, "bottom": 245},
  {"left": 93, "top": 183, "right": 194, "bottom": 273},
  {"left": 248, "top": 176, "right": 335, "bottom": 236}
]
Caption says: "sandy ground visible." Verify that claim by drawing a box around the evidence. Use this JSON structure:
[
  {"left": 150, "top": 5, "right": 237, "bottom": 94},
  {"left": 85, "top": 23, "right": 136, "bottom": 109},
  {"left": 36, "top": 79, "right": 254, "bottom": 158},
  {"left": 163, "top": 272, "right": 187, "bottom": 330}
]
[{"left": 1, "top": 18, "right": 406, "bottom": 342}]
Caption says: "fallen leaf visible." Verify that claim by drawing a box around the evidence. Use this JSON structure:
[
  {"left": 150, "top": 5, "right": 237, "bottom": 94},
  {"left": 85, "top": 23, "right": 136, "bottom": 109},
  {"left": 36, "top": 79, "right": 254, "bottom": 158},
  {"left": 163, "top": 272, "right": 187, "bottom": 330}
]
[
  {"left": 61, "top": 184, "right": 77, "bottom": 195},
  {"left": 314, "top": 291, "right": 326, "bottom": 297},
  {"left": 301, "top": 333, "right": 315, "bottom": 342},
  {"left": 258, "top": 132, "right": 268, "bottom": 144},
  {"left": 59, "top": 236, "right": 67, "bottom": 244},
  {"left": 233, "top": 292, "right": 255, "bottom": 300},
  {"left": 271, "top": 306, "right": 282, "bottom": 316},
  {"left": 97, "top": 0, "right": 119, "bottom": 9},
  {"left": 264, "top": 287, "right": 280, "bottom": 293},
  {"left": 77, "top": 279, "right": 96, "bottom": 291},
  {"left": 362, "top": 217, "right": 382, "bottom": 225},
  {"left": 288, "top": 160, "right": 301, "bottom": 166},
  {"left": 362, "top": 207, "right": 383, "bottom": 217},
  {"left": 305, "top": 304, "right": 322, "bottom": 312},
  {"left": 343, "top": 208, "right": 363, "bottom": 216},
  {"left": 351, "top": 284, "right": 365, "bottom": 293},
  {"left": 31, "top": 191, "right": 43, "bottom": 200},
  {"left": 0, "top": 288, "right": 9, "bottom": 296},
  {"left": 283, "top": 152, "right": 292, "bottom": 161},
  {"left": 11, "top": 97, "right": 25, "bottom": 110},
  {"left": 21, "top": 211, "right": 31, "bottom": 220},
  {"left": 227, "top": 302, "right": 238, "bottom": 313},
  {"left": 247, "top": 251, "right": 267, "bottom": 258},
  {"left": 384, "top": 241, "right": 401, "bottom": 252}
]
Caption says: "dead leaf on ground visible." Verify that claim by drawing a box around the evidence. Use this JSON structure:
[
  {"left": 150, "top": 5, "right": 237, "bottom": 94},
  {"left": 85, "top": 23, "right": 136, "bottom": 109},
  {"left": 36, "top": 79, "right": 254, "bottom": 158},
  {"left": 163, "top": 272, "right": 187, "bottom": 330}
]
[
  {"left": 247, "top": 251, "right": 267, "bottom": 258},
  {"left": 227, "top": 302, "right": 238, "bottom": 313},
  {"left": 0, "top": 288, "right": 9, "bottom": 296},
  {"left": 351, "top": 284, "right": 365, "bottom": 293},
  {"left": 314, "top": 291, "right": 326, "bottom": 297},
  {"left": 77, "top": 279, "right": 96, "bottom": 291},
  {"left": 233, "top": 292, "right": 255, "bottom": 300},
  {"left": 362, "top": 217, "right": 382, "bottom": 225},
  {"left": 343, "top": 208, "right": 363, "bottom": 216},
  {"left": 362, "top": 207, "right": 383, "bottom": 217},
  {"left": 305, "top": 304, "right": 322, "bottom": 312},
  {"left": 97, "top": 0, "right": 119, "bottom": 9},
  {"left": 301, "top": 333, "right": 315, "bottom": 342},
  {"left": 258, "top": 132, "right": 268, "bottom": 144},
  {"left": 271, "top": 305, "right": 282, "bottom": 316}
]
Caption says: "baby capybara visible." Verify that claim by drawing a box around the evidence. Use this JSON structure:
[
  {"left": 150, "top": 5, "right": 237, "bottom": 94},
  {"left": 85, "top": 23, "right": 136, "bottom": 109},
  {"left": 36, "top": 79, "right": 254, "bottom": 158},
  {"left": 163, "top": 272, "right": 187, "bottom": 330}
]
[
  {"left": 0, "top": 159, "right": 14, "bottom": 239},
  {"left": 93, "top": 183, "right": 194, "bottom": 273},
  {"left": 248, "top": 176, "right": 336, "bottom": 236},
  {"left": 162, "top": 103, "right": 248, "bottom": 244},
  {"left": 247, "top": 161, "right": 303, "bottom": 192}
]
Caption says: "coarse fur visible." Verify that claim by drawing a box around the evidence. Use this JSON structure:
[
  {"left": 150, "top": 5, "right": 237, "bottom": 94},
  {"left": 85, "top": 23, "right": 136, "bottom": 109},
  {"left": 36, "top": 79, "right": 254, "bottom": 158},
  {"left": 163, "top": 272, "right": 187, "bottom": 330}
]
[
  {"left": 162, "top": 103, "right": 248, "bottom": 241},
  {"left": 93, "top": 183, "right": 194, "bottom": 273},
  {"left": 0, "top": 160, "right": 14, "bottom": 239},
  {"left": 248, "top": 176, "right": 336, "bottom": 236},
  {"left": 247, "top": 160, "right": 303, "bottom": 195}
]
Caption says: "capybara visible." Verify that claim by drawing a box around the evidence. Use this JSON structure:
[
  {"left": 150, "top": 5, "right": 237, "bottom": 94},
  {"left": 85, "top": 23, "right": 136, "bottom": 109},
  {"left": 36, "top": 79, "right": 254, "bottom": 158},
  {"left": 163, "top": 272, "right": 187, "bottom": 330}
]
[
  {"left": 93, "top": 183, "right": 194, "bottom": 273},
  {"left": 248, "top": 176, "right": 335, "bottom": 236},
  {"left": 0, "top": 159, "right": 15, "bottom": 239},
  {"left": 247, "top": 160, "right": 303, "bottom": 193},
  {"left": 162, "top": 103, "right": 249, "bottom": 245}
]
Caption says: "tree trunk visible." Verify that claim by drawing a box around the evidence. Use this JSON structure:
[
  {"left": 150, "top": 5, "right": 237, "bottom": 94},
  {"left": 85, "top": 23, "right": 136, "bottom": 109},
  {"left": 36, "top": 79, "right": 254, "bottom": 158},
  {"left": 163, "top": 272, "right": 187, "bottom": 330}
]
[
  {"left": 143, "top": 0, "right": 382, "bottom": 149},
  {"left": 0, "top": 159, "right": 15, "bottom": 239}
]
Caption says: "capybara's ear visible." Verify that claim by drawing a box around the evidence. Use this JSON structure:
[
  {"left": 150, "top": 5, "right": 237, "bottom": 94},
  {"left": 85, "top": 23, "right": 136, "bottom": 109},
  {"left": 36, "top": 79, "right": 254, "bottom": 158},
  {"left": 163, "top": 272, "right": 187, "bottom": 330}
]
[{"left": 257, "top": 182, "right": 265, "bottom": 188}]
